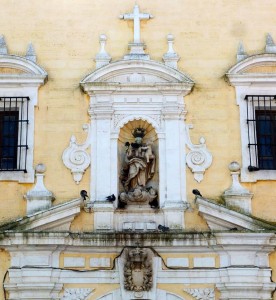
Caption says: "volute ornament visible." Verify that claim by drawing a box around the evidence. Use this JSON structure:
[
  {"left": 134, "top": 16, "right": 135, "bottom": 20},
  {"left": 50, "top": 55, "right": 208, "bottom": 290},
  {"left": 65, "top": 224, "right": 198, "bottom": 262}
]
[{"left": 62, "top": 124, "right": 91, "bottom": 184}]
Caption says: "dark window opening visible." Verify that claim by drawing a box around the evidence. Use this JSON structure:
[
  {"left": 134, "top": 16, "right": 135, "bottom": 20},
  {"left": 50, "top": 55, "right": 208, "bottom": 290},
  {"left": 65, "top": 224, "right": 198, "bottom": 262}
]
[
  {"left": 0, "top": 97, "right": 29, "bottom": 172},
  {"left": 246, "top": 95, "right": 276, "bottom": 171}
]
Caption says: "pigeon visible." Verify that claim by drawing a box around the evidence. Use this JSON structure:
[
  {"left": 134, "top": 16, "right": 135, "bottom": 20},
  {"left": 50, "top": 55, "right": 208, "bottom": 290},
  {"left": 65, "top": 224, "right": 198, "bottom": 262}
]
[
  {"left": 149, "top": 198, "right": 159, "bottom": 208},
  {"left": 192, "top": 189, "right": 202, "bottom": 197},
  {"left": 158, "top": 224, "right": 170, "bottom": 232},
  {"left": 106, "top": 194, "right": 116, "bottom": 202},
  {"left": 80, "top": 190, "right": 88, "bottom": 200}
]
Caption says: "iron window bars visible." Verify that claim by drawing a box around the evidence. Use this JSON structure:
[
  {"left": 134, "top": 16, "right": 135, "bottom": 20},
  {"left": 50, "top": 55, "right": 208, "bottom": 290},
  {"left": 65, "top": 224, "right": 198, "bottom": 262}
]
[
  {"left": 246, "top": 95, "right": 276, "bottom": 171},
  {"left": 0, "top": 97, "right": 29, "bottom": 172}
]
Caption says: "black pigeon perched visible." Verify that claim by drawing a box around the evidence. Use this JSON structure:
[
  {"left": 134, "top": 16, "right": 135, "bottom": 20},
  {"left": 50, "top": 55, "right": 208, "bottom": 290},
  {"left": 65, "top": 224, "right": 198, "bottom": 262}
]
[
  {"left": 192, "top": 189, "right": 202, "bottom": 197},
  {"left": 80, "top": 190, "right": 88, "bottom": 200},
  {"left": 158, "top": 224, "right": 170, "bottom": 232},
  {"left": 149, "top": 198, "right": 159, "bottom": 209},
  {"left": 106, "top": 194, "right": 116, "bottom": 202}
]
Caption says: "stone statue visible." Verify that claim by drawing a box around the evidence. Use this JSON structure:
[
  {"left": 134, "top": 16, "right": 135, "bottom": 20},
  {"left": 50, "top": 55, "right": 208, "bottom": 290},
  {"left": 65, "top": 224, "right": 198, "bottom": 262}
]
[{"left": 119, "top": 127, "right": 158, "bottom": 207}]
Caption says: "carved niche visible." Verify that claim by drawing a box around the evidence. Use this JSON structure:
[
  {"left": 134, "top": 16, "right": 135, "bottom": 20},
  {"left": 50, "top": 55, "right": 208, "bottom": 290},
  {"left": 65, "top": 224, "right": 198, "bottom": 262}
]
[
  {"left": 124, "top": 247, "right": 153, "bottom": 292},
  {"left": 118, "top": 120, "right": 159, "bottom": 209}
]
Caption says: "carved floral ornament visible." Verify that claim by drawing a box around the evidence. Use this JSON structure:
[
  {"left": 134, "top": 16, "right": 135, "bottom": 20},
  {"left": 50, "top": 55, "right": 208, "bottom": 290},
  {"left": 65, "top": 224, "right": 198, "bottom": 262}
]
[
  {"left": 184, "top": 288, "right": 215, "bottom": 300},
  {"left": 61, "top": 288, "right": 94, "bottom": 300}
]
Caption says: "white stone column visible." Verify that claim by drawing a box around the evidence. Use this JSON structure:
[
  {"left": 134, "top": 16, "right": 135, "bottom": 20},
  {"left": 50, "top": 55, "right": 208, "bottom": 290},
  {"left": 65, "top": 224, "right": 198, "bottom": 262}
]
[
  {"left": 158, "top": 133, "right": 166, "bottom": 208},
  {"left": 89, "top": 94, "right": 115, "bottom": 230},
  {"left": 162, "top": 100, "right": 188, "bottom": 229}
]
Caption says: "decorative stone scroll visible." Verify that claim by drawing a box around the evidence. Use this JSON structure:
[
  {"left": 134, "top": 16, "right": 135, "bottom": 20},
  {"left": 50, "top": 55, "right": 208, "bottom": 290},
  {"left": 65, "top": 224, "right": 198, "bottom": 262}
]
[
  {"left": 61, "top": 288, "right": 94, "bottom": 300},
  {"left": 62, "top": 124, "right": 91, "bottom": 184},
  {"left": 185, "top": 125, "right": 212, "bottom": 183},
  {"left": 184, "top": 288, "right": 215, "bottom": 300}
]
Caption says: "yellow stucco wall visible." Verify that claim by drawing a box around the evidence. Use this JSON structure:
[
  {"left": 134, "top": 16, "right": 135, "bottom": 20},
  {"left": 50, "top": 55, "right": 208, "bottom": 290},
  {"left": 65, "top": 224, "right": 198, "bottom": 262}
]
[
  {"left": 0, "top": 1, "right": 275, "bottom": 295},
  {"left": 0, "top": 0, "right": 274, "bottom": 222}
]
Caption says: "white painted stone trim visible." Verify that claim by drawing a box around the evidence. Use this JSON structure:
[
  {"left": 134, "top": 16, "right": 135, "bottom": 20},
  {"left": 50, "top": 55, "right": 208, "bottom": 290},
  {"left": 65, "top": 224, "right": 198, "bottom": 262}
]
[{"left": 64, "top": 257, "right": 85, "bottom": 268}]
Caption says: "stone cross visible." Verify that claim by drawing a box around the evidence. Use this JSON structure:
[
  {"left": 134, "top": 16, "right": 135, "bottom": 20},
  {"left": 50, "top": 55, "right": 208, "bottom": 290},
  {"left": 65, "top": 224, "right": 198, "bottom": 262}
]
[{"left": 120, "top": 4, "right": 153, "bottom": 44}]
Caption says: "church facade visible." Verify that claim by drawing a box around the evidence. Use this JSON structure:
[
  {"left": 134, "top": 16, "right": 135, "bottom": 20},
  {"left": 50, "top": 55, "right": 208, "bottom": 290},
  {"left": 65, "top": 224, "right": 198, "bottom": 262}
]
[{"left": 0, "top": 1, "right": 275, "bottom": 299}]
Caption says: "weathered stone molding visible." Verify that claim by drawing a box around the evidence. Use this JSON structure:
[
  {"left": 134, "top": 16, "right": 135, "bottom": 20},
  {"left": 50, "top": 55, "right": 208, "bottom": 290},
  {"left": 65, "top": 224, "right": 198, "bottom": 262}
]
[{"left": 62, "top": 124, "right": 91, "bottom": 184}]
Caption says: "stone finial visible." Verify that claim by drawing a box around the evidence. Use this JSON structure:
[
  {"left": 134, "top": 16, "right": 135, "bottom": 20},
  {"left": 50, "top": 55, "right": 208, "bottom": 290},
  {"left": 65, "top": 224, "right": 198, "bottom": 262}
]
[
  {"left": 95, "top": 34, "right": 111, "bottom": 69},
  {"left": 265, "top": 33, "right": 276, "bottom": 53},
  {"left": 24, "top": 164, "right": 55, "bottom": 215},
  {"left": 163, "top": 34, "right": 180, "bottom": 69},
  {"left": 237, "top": 42, "right": 247, "bottom": 62},
  {"left": 25, "top": 43, "right": 37, "bottom": 62},
  {"left": 0, "top": 35, "right": 8, "bottom": 55},
  {"left": 223, "top": 161, "right": 253, "bottom": 214}
]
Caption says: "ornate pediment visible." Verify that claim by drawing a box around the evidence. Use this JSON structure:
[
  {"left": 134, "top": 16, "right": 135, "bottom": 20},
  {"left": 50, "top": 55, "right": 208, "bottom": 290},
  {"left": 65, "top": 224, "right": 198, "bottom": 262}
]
[{"left": 80, "top": 59, "right": 194, "bottom": 93}]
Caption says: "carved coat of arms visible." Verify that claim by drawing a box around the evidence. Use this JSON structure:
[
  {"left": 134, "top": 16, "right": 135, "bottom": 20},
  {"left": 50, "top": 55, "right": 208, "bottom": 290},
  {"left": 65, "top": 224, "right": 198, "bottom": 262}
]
[{"left": 124, "top": 247, "right": 153, "bottom": 292}]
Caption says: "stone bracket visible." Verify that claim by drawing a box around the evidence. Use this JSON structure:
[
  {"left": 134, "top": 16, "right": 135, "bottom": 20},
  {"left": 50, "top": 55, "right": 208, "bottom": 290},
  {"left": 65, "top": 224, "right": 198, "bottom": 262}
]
[
  {"left": 62, "top": 124, "right": 91, "bottom": 184},
  {"left": 185, "top": 124, "right": 212, "bottom": 183}
]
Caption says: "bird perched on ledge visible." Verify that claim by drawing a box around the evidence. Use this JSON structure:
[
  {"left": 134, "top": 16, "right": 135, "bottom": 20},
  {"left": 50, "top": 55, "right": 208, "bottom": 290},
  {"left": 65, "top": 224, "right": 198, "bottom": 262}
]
[
  {"left": 106, "top": 194, "right": 116, "bottom": 202},
  {"left": 158, "top": 224, "right": 170, "bottom": 232},
  {"left": 80, "top": 190, "right": 88, "bottom": 200},
  {"left": 192, "top": 189, "right": 202, "bottom": 197}
]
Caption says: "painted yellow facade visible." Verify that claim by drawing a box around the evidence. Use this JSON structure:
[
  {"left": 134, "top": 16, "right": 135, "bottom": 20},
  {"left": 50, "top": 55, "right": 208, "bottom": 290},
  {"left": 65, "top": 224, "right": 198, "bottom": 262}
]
[{"left": 0, "top": 1, "right": 276, "bottom": 299}]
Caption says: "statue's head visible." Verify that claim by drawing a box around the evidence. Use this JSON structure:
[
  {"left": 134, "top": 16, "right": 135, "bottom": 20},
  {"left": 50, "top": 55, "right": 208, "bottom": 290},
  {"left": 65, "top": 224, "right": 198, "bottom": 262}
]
[{"left": 135, "top": 137, "right": 143, "bottom": 144}]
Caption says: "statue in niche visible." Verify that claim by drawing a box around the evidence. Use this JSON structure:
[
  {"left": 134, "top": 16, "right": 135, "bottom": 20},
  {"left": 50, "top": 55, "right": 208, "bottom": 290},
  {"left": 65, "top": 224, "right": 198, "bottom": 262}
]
[
  {"left": 119, "top": 127, "right": 158, "bottom": 207},
  {"left": 124, "top": 247, "right": 153, "bottom": 292}
]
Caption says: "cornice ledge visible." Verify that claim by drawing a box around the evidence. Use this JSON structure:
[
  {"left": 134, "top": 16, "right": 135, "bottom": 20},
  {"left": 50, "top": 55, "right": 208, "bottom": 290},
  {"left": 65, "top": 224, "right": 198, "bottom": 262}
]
[
  {"left": 0, "top": 198, "right": 81, "bottom": 232},
  {"left": 196, "top": 197, "right": 276, "bottom": 231},
  {"left": 226, "top": 73, "right": 276, "bottom": 86}
]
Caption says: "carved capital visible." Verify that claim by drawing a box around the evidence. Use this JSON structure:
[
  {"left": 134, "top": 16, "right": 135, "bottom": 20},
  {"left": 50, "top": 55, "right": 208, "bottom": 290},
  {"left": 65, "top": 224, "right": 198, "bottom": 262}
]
[{"left": 62, "top": 124, "right": 91, "bottom": 184}]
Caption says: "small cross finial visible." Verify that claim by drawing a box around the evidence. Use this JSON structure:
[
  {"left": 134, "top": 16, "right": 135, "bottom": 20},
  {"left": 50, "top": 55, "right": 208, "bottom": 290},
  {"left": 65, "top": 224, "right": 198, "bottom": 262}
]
[
  {"left": 120, "top": 4, "right": 153, "bottom": 44},
  {"left": 120, "top": 5, "right": 153, "bottom": 60}
]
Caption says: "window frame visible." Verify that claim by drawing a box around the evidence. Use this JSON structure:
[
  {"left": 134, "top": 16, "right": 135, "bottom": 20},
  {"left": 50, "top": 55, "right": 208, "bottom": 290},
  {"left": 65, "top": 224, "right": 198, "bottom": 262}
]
[
  {"left": 0, "top": 55, "right": 47, "bottom": 182},
  {"left": 226, "top": 53, "right": 276, "bottom": 182}
]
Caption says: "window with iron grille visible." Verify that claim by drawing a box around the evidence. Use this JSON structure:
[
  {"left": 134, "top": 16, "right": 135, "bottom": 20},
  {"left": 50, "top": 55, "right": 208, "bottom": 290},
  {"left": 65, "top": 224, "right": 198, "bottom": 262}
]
[
  {"left": 246, "top": 95, "right": 276, "bottom": 171},
  {"left": 0, "top": 97, "right": 29, "bottom": 172}
]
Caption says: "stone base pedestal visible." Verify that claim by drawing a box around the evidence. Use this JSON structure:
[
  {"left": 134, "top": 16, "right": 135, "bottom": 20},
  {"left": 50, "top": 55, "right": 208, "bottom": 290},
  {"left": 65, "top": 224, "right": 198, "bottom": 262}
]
[
  {"left": 223, "top": 194, "right": 253, "bottom": 214},
  {"left": 114, "top": 206, "right": 164, "bottom": 231},
  {"left": 163, "top": 201, "right": 189, "bottom": 229},
  {"left": 93, "top": 202, "right": 115, "bottom": 230}
]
